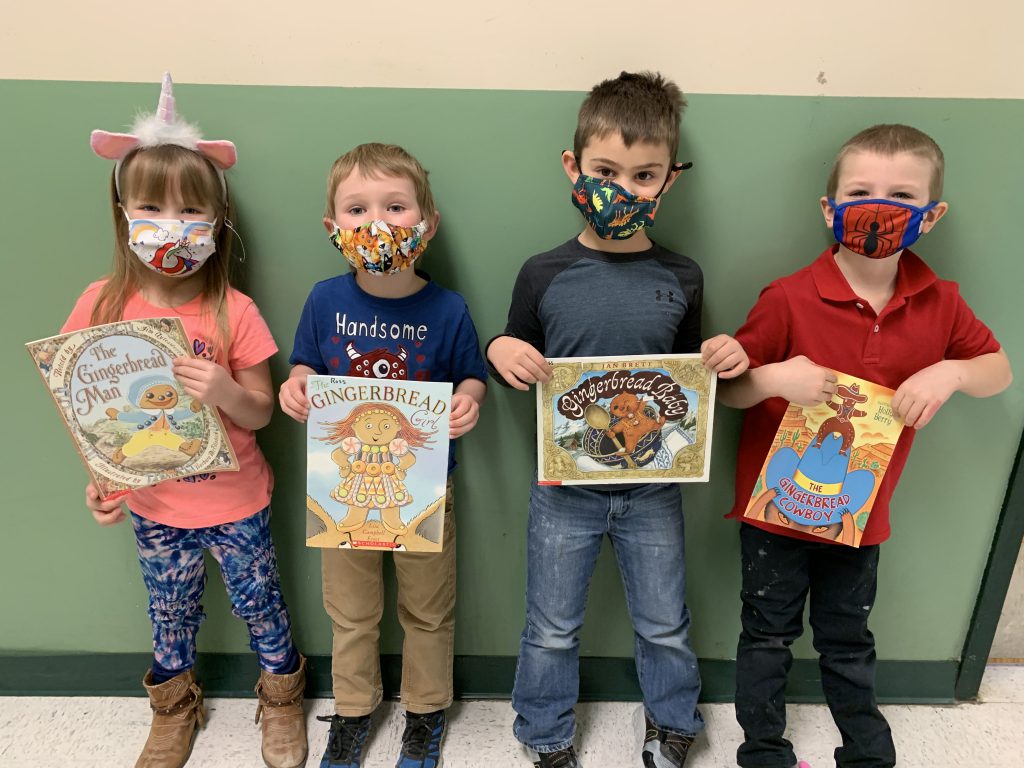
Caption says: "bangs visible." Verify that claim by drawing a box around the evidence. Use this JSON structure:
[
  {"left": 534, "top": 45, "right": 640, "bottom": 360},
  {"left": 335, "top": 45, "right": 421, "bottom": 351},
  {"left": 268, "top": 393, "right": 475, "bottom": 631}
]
[{"left": 120, "top": 145, "right": 222, "bottom": 210}]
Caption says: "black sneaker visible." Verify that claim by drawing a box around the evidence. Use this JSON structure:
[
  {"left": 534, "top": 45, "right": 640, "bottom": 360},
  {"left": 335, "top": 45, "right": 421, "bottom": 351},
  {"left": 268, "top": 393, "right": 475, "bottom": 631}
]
[
  {"left": 317, "top": 714, "right": 371, "bottom": 768},
  {"left": 641, "top": 716, "right": 694, "bottom": 767},
  {"left": 534, "top": 746, "right": 582, "bottom": 768},
  {"left": 396, "top": 709, "right": 446, "bottom": 768}
]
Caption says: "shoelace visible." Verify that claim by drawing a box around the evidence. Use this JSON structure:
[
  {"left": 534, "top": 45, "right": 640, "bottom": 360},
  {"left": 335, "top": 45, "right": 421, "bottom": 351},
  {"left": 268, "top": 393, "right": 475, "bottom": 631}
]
[
  {"left": 662, "top": 732, "right": 695, "bottom": 761},
  {"left": 317, "top": 714, "right": 367, "bottom": 762},
  {"left": 535, "top": 749, "right": 577, "bottom": 768},
  {"left": 400, "top": 712, "right": 443, "bottom": 759}
]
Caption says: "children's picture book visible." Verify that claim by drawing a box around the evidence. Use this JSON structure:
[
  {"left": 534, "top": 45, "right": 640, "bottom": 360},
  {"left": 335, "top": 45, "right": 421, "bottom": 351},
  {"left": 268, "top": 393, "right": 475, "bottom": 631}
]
[
  {"left": 742, "top": 371, "right": 905, "bottom": 547},
  {"left": 536, "top": 354, "right": 716, "bottom": 485},
  {"left": 26, "top": 318, "right": 239, "bottom": 500},
  {"left": 305, "top": 375, "right": 452, "bottom": 552}
]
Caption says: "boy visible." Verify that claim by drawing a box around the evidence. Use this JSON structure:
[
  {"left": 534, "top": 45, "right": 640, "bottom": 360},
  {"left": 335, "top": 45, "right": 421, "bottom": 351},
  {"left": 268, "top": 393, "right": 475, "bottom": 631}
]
[
  {"left": 488, "top": 71, "right": 749, "bottom": 768},
  {"left": 718, "top": 124, "right": 1012, "bottom": 768},
  {"left": 279, "top": 143, "right": 488, "bottom": 768}
]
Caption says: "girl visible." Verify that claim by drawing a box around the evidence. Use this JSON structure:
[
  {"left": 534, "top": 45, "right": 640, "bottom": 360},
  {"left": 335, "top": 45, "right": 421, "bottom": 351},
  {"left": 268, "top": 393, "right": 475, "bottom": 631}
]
[{"left": 64, "top": 74, "right": 306, "bottom": 768}]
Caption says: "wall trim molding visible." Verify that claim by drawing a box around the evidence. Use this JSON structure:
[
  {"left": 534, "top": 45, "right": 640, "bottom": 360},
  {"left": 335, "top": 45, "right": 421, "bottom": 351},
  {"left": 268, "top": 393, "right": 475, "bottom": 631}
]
[{"left": 0, "top": 653, "right": 959, "bottom": 704}]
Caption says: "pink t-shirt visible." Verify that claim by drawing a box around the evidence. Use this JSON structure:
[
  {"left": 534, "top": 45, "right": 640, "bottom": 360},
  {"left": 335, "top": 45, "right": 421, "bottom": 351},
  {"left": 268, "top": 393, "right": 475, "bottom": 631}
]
[{"left": 62, "top": 281, "right": 277, "bottom": 528}]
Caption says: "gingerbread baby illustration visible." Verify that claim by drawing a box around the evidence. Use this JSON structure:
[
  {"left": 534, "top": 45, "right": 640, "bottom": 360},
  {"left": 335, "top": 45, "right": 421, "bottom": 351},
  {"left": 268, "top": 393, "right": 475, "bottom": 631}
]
[
  {"left": 606, "top": 391, "right": 667, "bottom": 454},
  {"left": 318, "top": 403, "right": 435, "bottom": 535}
]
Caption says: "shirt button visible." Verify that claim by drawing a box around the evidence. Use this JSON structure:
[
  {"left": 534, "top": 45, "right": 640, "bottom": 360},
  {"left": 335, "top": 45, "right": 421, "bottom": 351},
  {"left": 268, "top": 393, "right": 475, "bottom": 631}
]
[
  {"left": 856, "top": 302, "right": 864, "bottom": 309},
  {"left": 874, "top": 325, "right": 880, "bottom": 333}
]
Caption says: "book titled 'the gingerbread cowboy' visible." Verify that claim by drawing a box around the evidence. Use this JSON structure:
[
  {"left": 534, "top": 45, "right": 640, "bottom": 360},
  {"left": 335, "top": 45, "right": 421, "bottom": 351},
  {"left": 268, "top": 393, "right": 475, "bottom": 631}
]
[{"left": 742, "top": 371, "right": 905, "bottom": 547}]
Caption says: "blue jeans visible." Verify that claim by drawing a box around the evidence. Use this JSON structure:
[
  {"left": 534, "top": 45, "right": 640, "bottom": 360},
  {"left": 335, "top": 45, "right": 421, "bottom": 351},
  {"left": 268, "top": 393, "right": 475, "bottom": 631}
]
[
  {"left": 131, "top": 507, "right": 297, "bottom": 674},
  {"left": 512, "top": 481, "right": 704, "bottom": 752}
]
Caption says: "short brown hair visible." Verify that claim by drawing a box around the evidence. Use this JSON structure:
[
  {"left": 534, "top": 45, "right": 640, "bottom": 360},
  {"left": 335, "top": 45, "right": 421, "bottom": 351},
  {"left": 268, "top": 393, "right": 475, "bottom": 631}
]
[
  {"left": 574, "top": 71, "right": 687, "bottom": 162},
  {"left": 325, "top": 143, "right": 437, "bottom": 220},
  {"left": 827, "top": 124, "right": 945, "bottom": 199}
]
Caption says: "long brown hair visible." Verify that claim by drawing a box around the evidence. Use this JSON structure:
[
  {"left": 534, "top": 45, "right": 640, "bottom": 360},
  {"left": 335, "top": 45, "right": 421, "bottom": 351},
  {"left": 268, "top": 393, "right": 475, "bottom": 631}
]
[
  {"left": 318, "top": 403, "right": 435, "bottom": 449},
  {"left": 90, "top": 145, "right": 235, "bottom": 354}
]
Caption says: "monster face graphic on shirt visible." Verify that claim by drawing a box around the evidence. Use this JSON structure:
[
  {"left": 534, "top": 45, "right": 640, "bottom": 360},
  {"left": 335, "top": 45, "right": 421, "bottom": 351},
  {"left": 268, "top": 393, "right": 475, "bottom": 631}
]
[{"left": 345, "top": 341, "right": 409, "bottom": 379}]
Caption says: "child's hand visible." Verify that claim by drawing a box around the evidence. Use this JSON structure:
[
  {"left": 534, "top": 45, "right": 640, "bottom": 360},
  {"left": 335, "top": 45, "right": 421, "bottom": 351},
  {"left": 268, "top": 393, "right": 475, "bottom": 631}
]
[
  {"left": 488, "top": 336, "right": 552, "bottom": 391},
  {"left": 279, "top": 376, "right": 310, "bottom": 423},
  {"left": 172, "top": 357, "right": 236, "bottom": 409},
  {"left": 892, "top": 361, "right": 959, "bottom": 429},
  {"left": 450, "top": 392, "right": 480, "bottom": 439},
  {"left": 85, "top": 483, "right": 126, "bottom": 526},
  {"left": 701, "top": 334, "right": 749, "bottom": 379},
  {"left": 772, "top": 355, "right": 838, "bottom": 406}
]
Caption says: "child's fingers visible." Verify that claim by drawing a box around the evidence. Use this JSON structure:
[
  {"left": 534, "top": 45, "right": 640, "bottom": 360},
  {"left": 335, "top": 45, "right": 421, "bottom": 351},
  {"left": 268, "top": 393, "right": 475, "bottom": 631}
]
[
  {"left": 92, "top": 506, "right": 126, "bottom": 526},
  {"left": 500, "top": 367, "right": 531, "bottom": 391}
]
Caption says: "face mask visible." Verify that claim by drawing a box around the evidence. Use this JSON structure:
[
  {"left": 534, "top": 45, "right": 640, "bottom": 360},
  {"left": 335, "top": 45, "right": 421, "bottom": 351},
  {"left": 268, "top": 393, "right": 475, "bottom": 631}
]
[
  {"left": 571, "top": 175, "right": 659, "bottom": 240},
  {"left": 126, "top": 216, "right": 218, "bottom": 276},
  {"left": 330, "top": 219, "right": 428, "bottom": 275},
  {"left": 828, "top": 198, "right": 938, "bottom": 259}
]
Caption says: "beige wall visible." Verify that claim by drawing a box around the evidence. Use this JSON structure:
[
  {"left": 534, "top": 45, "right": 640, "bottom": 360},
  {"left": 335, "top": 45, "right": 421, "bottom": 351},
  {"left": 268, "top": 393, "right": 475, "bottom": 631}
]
[{"left": 3, "top": 1, "right": 1020, "bottom": 98}]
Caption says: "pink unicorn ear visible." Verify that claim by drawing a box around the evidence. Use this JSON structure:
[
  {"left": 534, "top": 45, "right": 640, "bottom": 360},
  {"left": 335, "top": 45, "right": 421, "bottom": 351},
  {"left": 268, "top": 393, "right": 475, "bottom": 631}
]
[
  {"left": 196, "top": 140, "right": 237, "bottom": 170},
  {"left": 91, "top": 130, "right": 141, "bottom": 160}
]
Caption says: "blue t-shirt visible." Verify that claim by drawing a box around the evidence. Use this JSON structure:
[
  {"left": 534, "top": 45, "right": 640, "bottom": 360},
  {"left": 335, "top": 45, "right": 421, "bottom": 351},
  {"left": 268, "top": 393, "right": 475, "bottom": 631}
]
[{"left": 289, "top": 273, "right": 487, "bottom": 473}]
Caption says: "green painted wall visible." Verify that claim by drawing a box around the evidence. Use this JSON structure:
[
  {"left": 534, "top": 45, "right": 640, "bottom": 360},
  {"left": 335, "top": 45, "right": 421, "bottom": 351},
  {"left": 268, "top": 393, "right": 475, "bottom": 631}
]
[{"left": 2, "top": 81, "right": 1021, "bottom": 666}]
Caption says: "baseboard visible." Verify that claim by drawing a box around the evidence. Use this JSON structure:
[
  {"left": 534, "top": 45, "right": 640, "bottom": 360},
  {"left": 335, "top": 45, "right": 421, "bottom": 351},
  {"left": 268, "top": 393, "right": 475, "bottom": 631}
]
[{"left": 0, "top": 653, "right": 959, "bottom": 703}]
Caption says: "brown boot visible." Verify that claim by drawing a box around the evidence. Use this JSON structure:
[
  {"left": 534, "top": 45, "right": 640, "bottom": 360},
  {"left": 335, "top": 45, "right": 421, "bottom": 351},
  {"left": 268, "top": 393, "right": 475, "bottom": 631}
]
[
  {"left": 254, "top": 654, "right": 308, "bottom": 768},
  {"left": 136, "top": 668, "right": 205, "bottom": 768}
]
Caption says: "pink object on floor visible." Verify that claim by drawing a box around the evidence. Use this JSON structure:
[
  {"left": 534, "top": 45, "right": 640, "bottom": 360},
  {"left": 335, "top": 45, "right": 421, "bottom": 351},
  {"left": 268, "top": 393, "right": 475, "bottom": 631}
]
[{"left": 798, "top": 762, "right": 813, "bottom": 768}]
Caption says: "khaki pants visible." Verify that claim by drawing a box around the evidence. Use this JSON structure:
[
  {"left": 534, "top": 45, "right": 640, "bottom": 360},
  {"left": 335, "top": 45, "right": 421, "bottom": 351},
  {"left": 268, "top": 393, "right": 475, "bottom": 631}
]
[{"left": 322, "top": 478, "right": 456, "bottom": 716}]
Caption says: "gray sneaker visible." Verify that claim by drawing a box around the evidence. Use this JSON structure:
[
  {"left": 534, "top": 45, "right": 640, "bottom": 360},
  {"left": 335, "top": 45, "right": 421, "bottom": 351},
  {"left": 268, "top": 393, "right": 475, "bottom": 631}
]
[{"left": 641, "top": 716, "right": 694, "bottom": 767}]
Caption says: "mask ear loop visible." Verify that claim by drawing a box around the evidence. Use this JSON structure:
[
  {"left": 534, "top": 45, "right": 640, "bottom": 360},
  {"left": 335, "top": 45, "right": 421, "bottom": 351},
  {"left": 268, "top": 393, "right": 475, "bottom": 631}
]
[
  {"left": 223, "top": 218, "right": 247, "bottom": 263},
  {"left": 655, "top": 161, "right": 693, "bottom": 198}
]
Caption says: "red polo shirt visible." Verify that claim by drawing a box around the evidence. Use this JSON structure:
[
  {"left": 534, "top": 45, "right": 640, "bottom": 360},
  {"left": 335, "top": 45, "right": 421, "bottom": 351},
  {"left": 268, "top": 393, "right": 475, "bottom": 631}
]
[{"left": 727, "top": 245, "right": 1000, "bottom": 545}]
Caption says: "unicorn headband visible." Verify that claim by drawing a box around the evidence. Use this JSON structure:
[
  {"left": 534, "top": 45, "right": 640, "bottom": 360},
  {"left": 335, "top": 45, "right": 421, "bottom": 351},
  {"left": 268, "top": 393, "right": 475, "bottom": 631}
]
[{"left": 90, "top": 72, "right": 236, "bottom": 203}]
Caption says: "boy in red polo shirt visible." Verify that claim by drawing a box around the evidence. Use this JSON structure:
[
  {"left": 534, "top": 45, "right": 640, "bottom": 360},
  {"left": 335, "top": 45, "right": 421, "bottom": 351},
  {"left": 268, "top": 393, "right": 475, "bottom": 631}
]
[{"left": 718, "top": 124, "right": 1012, "bottom": 768}]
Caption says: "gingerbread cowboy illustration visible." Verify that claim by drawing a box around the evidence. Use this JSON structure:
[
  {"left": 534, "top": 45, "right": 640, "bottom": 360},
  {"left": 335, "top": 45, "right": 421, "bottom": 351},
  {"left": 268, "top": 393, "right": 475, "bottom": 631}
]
[{"left": 813, "top": 381, "right": 868, "bottom": 456}]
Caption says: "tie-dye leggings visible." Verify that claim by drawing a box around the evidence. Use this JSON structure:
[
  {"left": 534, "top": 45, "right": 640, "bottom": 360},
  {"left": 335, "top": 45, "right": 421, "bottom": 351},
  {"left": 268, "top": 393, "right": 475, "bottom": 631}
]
[{"left": 130, "top": 507, "right": 296, "bottom": 674}]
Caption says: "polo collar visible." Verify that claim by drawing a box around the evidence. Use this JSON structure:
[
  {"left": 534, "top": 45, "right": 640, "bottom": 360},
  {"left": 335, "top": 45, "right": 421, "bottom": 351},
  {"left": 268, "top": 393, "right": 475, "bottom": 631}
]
[{"left": 811, "top": 244, "right": 937, "bottom": 302}]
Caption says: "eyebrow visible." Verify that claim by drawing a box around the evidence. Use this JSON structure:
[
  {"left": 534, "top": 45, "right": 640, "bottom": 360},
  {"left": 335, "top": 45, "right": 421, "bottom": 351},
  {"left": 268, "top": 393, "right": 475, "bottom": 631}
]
[{"left": 589, "top": 156, "right": 665, "bottom": 170}]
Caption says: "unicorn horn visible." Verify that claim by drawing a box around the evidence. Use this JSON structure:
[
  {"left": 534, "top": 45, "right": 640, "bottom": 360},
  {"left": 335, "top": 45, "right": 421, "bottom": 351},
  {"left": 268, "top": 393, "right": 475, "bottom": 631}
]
[{"left": 156, "top": 72, "right": 176, "bottom": 124}]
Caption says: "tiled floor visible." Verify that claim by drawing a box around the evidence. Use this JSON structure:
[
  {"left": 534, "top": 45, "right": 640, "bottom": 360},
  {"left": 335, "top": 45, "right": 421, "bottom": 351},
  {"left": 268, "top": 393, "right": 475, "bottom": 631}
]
[{"left": 2, "top": 665, "right": 1022, "bottom": 767}]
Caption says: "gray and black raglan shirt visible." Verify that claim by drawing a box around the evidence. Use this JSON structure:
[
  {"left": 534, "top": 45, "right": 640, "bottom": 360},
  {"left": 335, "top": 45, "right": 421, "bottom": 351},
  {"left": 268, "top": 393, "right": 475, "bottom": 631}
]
[{"left": 491, "top": 237, "right": 703, "bottom": 383}]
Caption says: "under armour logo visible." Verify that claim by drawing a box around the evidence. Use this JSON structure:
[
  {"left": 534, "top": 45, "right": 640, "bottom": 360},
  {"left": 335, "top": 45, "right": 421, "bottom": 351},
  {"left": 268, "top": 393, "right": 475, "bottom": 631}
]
[{"left": 656, "top": 290, "right": 676, "bottom": 303}]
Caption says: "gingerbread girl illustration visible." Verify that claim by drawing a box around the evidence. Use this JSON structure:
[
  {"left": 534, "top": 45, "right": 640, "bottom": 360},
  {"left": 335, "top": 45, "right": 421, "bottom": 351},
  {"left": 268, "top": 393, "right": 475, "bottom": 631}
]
[{"left": 318, "top": 403, "right": 435, "bottom": 535}]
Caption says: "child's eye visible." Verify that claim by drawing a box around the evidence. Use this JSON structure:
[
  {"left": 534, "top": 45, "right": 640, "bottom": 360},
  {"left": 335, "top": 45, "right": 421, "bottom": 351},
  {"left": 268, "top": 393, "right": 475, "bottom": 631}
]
[
  {"left": 348, "top": 206, "right": 366, "bottom": 216},
  {"left": 181, "top": 207, "right": 204, "bottom": 215},
  {"left": 387, "top": 204, "right": 406, "bottom": 214},
  {"left": 847, "top": 190, "right": 870, "bottom": 197},
  {"left": 636, "top": 171, "right": 656, "bottom": 182},
  {"left": 594, "top": 167, "right": 615, "bottom": 178},
  {"left": 891, "top": 192, "right": 913, "bottom": 200},
  {"left": 138, "top": 204, "right": 160, "bottom": 212}
]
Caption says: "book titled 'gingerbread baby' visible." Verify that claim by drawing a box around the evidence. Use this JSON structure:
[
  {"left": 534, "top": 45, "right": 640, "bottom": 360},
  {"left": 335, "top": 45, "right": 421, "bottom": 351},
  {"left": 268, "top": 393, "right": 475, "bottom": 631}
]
[
  {"left": 742, "top": 371, "right": 905, "bottom": 547},
  {"left": 305, "top": 375, "right": 451, "bottom": 552}
]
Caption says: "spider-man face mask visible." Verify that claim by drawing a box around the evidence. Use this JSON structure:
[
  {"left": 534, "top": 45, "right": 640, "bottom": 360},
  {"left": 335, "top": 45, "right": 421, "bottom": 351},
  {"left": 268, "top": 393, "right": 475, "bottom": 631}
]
[{"left": 829, "top": 198, "right": 938, "bottom": 259}]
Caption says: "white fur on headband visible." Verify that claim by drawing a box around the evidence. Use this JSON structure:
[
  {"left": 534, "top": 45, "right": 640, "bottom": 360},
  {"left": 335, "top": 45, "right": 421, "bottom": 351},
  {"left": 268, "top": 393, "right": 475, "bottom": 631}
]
[{"left": 130, "top": 112, "right": 202, "bottom": 151}]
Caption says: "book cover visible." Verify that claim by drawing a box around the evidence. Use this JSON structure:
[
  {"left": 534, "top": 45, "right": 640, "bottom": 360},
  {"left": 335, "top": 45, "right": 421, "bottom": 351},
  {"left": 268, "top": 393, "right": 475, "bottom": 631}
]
[
  {"left": 536, "top": 354, "right": 716, "bottom": 485},
  {"left": 742, "top": 371, "right": 905, "bottom": 547},
  {"left": 305, "top": 375, "right": 452, "bottom": 552},
  {"left": 25, "top": 318, "right": 238, "bottom": 499}
]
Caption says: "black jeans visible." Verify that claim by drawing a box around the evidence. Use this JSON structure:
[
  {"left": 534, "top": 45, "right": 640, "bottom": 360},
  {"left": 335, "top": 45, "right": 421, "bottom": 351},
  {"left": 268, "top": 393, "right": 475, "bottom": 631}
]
[{"left": 734, "top": 524, "right": 896, "bottom": 768}]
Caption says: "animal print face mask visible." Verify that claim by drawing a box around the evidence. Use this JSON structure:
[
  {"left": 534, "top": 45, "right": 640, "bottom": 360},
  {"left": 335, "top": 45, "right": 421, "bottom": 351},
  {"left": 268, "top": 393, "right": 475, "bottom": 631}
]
[{"left": 329, "top": 220, "right": 428, "bottom": 275}]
